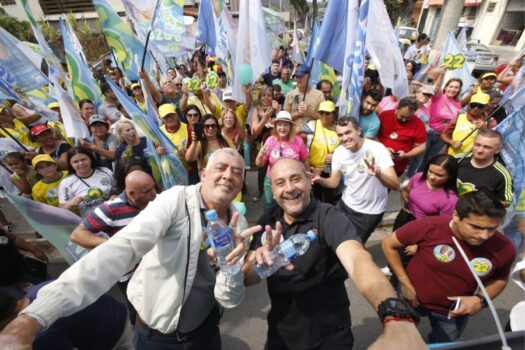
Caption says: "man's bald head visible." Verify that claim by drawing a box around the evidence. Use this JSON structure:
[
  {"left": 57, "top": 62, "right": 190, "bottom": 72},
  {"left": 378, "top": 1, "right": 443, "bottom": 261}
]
[{"left": 125, "top": 170, "right": 157, "bottom": 210}]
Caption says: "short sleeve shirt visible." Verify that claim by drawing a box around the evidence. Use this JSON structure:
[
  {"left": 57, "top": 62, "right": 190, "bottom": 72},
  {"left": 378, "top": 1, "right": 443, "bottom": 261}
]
[
  {"left": 32, "top": 171, "right": 68, "bottom": 207},
  {"left": 332, "top": 139, "right": 394, "bottom": 214},
  {"left": 284, "top": 88, "right": 324, "bottom": 126},
  {"left": 262, "top": 135, "right": 309, "bottom": 175},
  {"left": 377, "top": 109, "right": 427, "bottom": 174},
  {"left": 396, "top": 216, "right": 516, "bottom": 314},
  {"left": 359, "top": 112, "right": 380, "bottom": 138},
  {"left": 428, "top": 93, "right": 461, "bottom": 133},
  {"left": 407, "top": 172, "right": 458, "bottom": 219}
]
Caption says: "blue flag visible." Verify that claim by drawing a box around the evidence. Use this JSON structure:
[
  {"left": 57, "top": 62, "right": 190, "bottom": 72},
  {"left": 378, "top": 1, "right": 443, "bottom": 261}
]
[{"left": 197, "top": 0, "right": 218, "bottom": 54}]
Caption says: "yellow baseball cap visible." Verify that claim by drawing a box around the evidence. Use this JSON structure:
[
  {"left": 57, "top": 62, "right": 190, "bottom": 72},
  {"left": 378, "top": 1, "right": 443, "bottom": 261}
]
[
  {"left": 480, "top": 72, "right": 497, "bottom": 80},
  {"left": 318, "top": 100, "right": 336, "bottom": 113},
  {"left": 130, "top": 83, "right": 141, "bottom": 90},
  {"left": 48, "top": 101, "right": 60, "bottom": 109},
  {"left": 32, "top": 154, "right": 56, "bottom": 168},
  {"left": 470, "top": 93, "right": 490, "bottom": 105},
  {"left": 158, "top": 103, "right": 177, "bottom": 118}
]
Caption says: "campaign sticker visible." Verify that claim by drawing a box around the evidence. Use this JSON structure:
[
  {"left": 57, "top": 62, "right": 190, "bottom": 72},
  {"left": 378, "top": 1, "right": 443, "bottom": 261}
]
[
  {"left": 470, "top": 257, "right": 493, "bottom": 277},
  {"left": 390, "top": 132, "right": 398, "bottom": 139},
  {"left": 433, "top": 244, "right": 456, "bottom": 263}
]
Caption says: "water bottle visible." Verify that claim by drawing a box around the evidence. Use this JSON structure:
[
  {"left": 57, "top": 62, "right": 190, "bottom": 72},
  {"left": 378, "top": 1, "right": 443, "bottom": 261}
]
[
  {"left": 254, "top": 230, "right": 317, "bottom": 278},
  {"left": 205, "top": 209, "right": 241, "bottom": 276}
]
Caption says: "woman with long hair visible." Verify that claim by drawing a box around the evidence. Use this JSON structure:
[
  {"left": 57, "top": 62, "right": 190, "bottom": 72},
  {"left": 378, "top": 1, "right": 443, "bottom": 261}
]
[
  {"left": 221, "top": 108, "right": 246, "bottom": 151},
  {"left": 250, "top": 85, "right": 275, "bottom": 202},
  {"left": 79, "top": 99, "right": 96, "bottom": 123},
  {"left": 255, "top": 111, "right": 309, "bottom": 210},
  {"left": 185, "top": 114, "right": 234, "bottom": 173},
  {"left": 417, "top": 68, "right": 463, "bottom": 172},
  {"left": 396, "top": 154, "right": 459, "bottom": 231},
  {"left": 58, "top": 146, "right": 114, "bottom": 217}
]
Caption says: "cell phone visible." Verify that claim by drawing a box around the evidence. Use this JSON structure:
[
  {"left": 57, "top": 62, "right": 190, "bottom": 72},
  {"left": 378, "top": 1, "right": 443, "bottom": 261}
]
[
  {"left": 448, "top": 298, "right": 461, "bottom": 319},
  {"left": 194, "top": 122, "right": 204, "bottom": 141}
]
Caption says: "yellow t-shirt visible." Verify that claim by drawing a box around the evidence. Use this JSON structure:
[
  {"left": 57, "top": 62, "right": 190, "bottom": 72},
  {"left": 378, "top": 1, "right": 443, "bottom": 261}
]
[
  {"left": 160, "top": 123, "right": 191, "bottom": 170},
  {"left": 188, "top": 92, "right": 224, "bottom": 119},
  {"left": 448, "top": 113, "right": 479, "bottom": 157},
  {"left": 32, "top": 171, "right": 68, "bottom": 207},
  {"left": 0, "top": 119, "right": 39, "bottom": 148},
  {"left": 308, "top": 120, "right": 339, "bottom": 169}
]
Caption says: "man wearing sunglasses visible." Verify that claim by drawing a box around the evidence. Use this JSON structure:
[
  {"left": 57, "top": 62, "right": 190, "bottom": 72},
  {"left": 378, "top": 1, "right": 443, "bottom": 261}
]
[{"left": 441, "top": 93, "right": 496, "bottom": 158}]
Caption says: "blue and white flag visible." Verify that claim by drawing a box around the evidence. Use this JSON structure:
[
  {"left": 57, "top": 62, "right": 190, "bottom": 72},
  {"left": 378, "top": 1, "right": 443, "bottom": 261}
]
[
  {"left": 291, "top": 20, "right": 305, "bottom": 64},
  {"left": 496, "top": 107, "right": 525, "bottom": 209},
  {"left": 0, "top": 27, "right": 48, "bottom": 92},
  {"left": 197, "top": 0, "right": 218, "bottom": 54},
  {"left": 343, "top": 0, "right": 370, "bottom": 117},
  {"left": 366, "top": 0, "right": 409, "bottom": 99},
  {"left": 457, "top": 27, "right": 468, "bottom": 51},
  {"left": 441, "top": 32, "right": 474, "bottom": 95},
  {"left": 313, "top": 0, "right": 358, "bottom": 73},
  {"left": 501, "top": 65, "right": 525, "bottom": 113}
]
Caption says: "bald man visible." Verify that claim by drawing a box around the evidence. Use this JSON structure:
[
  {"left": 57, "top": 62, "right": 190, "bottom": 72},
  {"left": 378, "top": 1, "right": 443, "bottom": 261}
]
[
  {"left": 1, "top": 149, "right": 258, "bottom": 349},
  {"left": 243, "top": 158, "right": 425, "bottom": 349}
]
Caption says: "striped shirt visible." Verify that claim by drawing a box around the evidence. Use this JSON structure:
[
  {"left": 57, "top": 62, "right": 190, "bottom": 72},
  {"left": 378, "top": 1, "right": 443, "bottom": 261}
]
[{"left": 82, "top": 192, "right": 140, "bottom": 236}]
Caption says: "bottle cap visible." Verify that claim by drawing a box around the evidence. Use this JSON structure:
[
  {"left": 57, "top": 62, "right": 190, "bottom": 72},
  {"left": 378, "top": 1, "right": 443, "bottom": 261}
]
[
  {"left": 306, "top": 230, "right": 317, "bottom": 241},
  {"left": 205, "top": 209, "right": 218, "bottom": 221}
]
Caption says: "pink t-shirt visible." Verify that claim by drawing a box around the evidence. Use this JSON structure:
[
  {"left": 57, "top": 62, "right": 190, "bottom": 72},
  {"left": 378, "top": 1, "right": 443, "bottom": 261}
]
[
  {"left": 407, "top": 172, "right": 458, "bottom": 219},
  {"left": 428, "top": 93, "right": 461, "bottom": 133},
  {"left": 378, "top": 96, "right": 398, "bottom": 113},
  {"left": 262, "top": 135, "right": 309, "bottom": 175}
]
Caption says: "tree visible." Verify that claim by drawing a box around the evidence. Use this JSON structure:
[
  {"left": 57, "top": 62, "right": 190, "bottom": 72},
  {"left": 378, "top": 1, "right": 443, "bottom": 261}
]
[{"left": 0, "top": 14, "right": 34, "bottom": 42}]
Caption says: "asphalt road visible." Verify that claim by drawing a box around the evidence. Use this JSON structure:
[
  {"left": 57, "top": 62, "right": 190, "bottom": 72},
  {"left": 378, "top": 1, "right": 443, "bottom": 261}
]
[{"left": 4, "top": 169, "right": 524, "bottom": 349}]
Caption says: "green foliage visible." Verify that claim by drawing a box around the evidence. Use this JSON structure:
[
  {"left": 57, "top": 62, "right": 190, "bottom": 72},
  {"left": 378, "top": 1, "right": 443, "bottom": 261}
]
[
  {"left": 38, "top": 20, "right": 57, "bottom": 43},
  {"left": 0, "top": 14, "right": 34, "bottom": 42},
  {"left": 384, "top": 0, "right": 416, "bottom": 25}
]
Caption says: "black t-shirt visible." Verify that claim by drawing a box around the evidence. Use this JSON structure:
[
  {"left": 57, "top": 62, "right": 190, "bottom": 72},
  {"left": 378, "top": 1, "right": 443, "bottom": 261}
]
[
  {"left": 457, "top": 157, "right": 513, "bottom": 205},
  {"left": 0, "top": 230, "right": 25, "bottom": 285},
  {"left": 38, "top": 142, "right": 71, "bottom": 160},
  {"left": 250, "top": 199, "right": 362, "bottom": 349}
]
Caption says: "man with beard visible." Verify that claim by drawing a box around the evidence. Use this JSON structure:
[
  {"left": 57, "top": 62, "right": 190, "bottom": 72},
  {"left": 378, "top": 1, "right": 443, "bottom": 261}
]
[
  {"left": 243, "top": 158, "right": 425, "bottom": 349},
  {"left": 313, "top": 117, "right": 400, "bottom": 243},
  {"left": 358, "top": 89, "right": 382, "bottom": 139},
  {"left": 377, "top": 97, "right": 427, "bottom": 176}
]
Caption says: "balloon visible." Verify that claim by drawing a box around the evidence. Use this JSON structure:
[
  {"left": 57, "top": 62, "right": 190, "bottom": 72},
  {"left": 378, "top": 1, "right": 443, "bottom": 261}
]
[{"left": 237, "top": 64, "right": 253, "bottom": 85}]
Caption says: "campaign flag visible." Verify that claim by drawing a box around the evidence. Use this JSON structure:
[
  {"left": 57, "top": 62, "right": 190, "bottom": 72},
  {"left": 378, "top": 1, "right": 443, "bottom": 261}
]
[
  {"left": 496, "top": 107, "right": 525, "bottom": 209},
  {"left": 3, "top": 191, "right": 87, "bottom": 265},
  {"left": 319, "top": 63, "right": 341, "bottom": 98},
  {"left": 105, "top": 77, "right": 188, "bottom": 186},
  {"left": 0, "top": 27, "right": 48, "bottom": 92},
  {"left": 216, "top": 8, "right": 236, "bottom": 85},
  {"left": 440, "top": 32, "right": 475, "bottom": 94},
  {"left": 313, "top": 0, "right": 358, "bottom": 73},
  {"left": 262, "top": 7, "right": 287, "bottom": 35},
  {"left": 306, "top": 20, "right": 320, "bottom": 67},
  {"left": 366, "top": 0, "right": 409, "bottom": 99},
  {"left": 60, "top": 18, "right": 102, "bottom": 108},
  {"left": 501, "top": 66, "right": 525, "bottom": 113},
  {"left": 197, "top": 0, "right": 218, "bottom": 54},
  {"left": 233, "top": 0, "right": 271, "bottom": 102},
  {"left": 18, "top": 0, "right": 68, "bottom": 83},
  {"left": 122, "top": 0, "right": 191, "bottom": 58},
  {"left": 291, "top": 20, "right": 305, "bottom": 64},
  {"left": 93, "top": 0, "right": 152, "bottom": 81},
  {"left": 49, "top": 66, "right": 90, "bottom": 139},
  {"left": 457, "top": 27, "right": 468, "bottom": 51},
  {"left": 343, "top": 0, "right": 370, "bottom": 117}
]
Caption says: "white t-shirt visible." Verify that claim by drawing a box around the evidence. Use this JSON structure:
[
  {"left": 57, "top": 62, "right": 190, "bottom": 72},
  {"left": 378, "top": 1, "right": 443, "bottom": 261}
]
[
  {"left": 332, "top": 139, "right": 394, "bottom": 214},
  {"left": 403, "top": 44, "right": 430, "bottom": 64},
  {"left": 0, "top": 139, "right": 25, "bottom": 196},
  {"left": 58, "top": 168, "right": 114, "bottom": 218}
]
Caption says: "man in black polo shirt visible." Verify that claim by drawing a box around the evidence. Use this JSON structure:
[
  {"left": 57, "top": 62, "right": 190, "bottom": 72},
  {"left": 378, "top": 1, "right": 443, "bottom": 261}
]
[{"left": 243, "top": 158, "right": 425, "bottom": 350}]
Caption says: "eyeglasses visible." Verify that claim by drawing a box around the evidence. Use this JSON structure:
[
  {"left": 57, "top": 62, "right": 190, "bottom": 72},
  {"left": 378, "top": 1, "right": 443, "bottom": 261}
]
[
  {"left": 469, "top": 103, "right": 486, "bottom": 110},
  {"left": 175, "top": 84, "right": 183, "bottom": 87},
  {"left": 203, "top": 124, "right": 218, "bottom": 129},
  {"left": 187, "top": 113, "right": 199, "bottom": 117}
]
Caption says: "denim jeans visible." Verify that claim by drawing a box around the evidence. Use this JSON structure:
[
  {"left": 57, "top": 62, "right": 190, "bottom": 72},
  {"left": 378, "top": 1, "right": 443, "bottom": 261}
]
[{"left": 415, "top": 306, "right": 469, "bottom": 343}]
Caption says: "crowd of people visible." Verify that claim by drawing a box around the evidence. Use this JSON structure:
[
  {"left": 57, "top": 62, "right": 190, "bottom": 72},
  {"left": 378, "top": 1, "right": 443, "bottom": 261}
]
[{"left": 0, "top": 30, "right": 524, "bottom": 350}]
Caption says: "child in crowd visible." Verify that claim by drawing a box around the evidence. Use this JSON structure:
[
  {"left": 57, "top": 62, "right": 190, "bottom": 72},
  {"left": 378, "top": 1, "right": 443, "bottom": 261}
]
[{"left": 31, "top": 155, "right": 68, "bottom": 207}]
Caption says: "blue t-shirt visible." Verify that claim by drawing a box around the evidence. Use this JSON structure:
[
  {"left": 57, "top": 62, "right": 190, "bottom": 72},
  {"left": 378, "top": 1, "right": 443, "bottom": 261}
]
[
  {"left": 359, "top": 112, "right": 380, "bottom": 138},
  {"left": 28, "top": 282, "right": 127, "bottom": 350}
]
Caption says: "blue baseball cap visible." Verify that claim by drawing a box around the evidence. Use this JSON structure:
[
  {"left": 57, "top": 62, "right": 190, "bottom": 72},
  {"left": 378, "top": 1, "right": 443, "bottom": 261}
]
[{"left": 293, "top": 64, "right": 311, "bottom": 78}]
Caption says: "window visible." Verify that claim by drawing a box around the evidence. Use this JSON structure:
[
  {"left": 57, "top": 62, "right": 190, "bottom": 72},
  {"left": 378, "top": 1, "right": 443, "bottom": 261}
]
[
  {"left": 0, "top": 0, "right": 17, "bottom": 6},
  {"left": 39, "top": 0, "right": 95, "bottom": 16}
]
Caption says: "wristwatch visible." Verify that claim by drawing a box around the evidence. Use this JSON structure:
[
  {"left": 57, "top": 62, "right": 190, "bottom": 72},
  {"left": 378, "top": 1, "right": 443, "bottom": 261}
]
[
  {"left": 377, "top": 298, "right": 420, "bottom": 324},
  {"left": 475, "top": 293, "right": 489, "bottom": 308}
]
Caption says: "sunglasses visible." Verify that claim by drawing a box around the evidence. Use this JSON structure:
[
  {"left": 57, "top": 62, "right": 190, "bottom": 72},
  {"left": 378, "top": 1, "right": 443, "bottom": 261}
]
[
  {"left": 469, "top": 103, "right": 485, "bottom": 109},
  {"left": 203, "top": 124, "right": 218, "bottom": 129},
  {"left": 187, "top": 113, "right": 199, "bottom": 117},
  {"left": 175, "top": 84, "right": 183, "bottom": 87}
]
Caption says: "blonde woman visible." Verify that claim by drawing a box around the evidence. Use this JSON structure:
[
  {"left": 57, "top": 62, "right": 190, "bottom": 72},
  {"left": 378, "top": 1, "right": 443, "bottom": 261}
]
[
  {"left": 114, "top": 120, "right": 150, "bottom": 173},
  {"left": 220, "top": 108, "right": 246, "bottom": 151}
]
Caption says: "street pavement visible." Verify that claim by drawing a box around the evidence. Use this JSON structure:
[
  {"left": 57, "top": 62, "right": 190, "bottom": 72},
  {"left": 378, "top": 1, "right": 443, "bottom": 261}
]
[{"left": 3, "top": 168, "right": 524, "bottom": 349}]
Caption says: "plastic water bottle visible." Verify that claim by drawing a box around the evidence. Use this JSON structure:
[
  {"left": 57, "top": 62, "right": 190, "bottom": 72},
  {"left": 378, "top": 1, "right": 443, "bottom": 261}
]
[
  {"left": 205, "top": 209, "right": 241, "bottom": 276},
  {"left": 254, "top": 230, "right": 317, "bottom": 278}
]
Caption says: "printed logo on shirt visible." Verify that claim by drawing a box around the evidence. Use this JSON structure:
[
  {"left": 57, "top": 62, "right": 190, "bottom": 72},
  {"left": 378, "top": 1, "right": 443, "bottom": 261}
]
[
  {"left": 459, "top": 123, "right": 473, "bottom": 132},
  {"left": 433, "top": 244, "right": 456, "bottom": 263},
  {"left": 0, "top": 236, "right": 8, "bottom": 245},
  {"left": 389, "top": 132, "right": 398, "bottom": 140},
  {"left": 357, "top": 162, "right": 366, "bottom": 174},
  {"left": 457, "top": 179, "right": 477, "bottom": 196},
  {"left": 47, "top": 188, "right": 58, "bottom": 200},
  {"left": 470, "top": 257, "right": 493, "bottom": 277},
  {"left": 100, "top": 178, "right": 110, "bottom": 187}
]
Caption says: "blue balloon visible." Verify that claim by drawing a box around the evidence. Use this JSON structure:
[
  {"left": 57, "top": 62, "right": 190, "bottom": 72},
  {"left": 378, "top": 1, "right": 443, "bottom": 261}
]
[{"left": 237, "top": 64, "right": 253, "bottom": 85}]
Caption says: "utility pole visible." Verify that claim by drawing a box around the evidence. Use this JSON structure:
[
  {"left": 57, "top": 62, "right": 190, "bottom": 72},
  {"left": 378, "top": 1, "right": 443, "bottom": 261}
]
[{"left": 433, "top": 0, "right": 464, "bottom": 48}]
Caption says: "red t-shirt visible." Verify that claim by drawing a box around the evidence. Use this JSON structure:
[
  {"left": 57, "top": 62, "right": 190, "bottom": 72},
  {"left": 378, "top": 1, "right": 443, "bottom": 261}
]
[
  {"left": 396, "top": 216, "right": 516, "bottom": 314},
  {"left": 377, "top": 109, "right": 427, "bottom": 175}
]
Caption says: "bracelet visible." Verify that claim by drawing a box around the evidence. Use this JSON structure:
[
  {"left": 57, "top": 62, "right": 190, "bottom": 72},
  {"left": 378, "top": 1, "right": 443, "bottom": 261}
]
[{"left": 382, "top": 316, "right": 416, "bottom": 327}]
